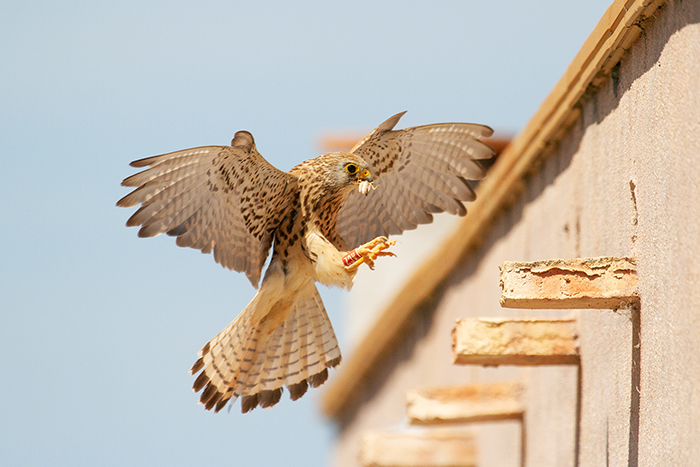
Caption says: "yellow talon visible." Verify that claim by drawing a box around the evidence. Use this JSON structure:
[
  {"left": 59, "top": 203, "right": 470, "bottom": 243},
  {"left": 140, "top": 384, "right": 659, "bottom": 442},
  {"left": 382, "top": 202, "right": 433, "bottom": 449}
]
[{"left": 343, "top": 237, "right": 396, "bottom": 271}]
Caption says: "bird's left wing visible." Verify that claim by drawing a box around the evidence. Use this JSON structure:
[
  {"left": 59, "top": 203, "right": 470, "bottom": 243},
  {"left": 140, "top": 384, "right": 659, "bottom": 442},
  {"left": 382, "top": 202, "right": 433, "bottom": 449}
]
[
  {"left": 117, "top": 131, "right": 298, "bottom": 287},
  {"left": 336, "top": 112, "right": 495, "bottom": 248}
]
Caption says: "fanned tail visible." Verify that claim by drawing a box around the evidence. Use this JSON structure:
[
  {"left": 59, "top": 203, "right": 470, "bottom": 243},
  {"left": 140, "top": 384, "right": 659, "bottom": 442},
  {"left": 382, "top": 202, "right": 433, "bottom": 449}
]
[{"left": 190, "top": 282, "right": 341, "bottom": 413}]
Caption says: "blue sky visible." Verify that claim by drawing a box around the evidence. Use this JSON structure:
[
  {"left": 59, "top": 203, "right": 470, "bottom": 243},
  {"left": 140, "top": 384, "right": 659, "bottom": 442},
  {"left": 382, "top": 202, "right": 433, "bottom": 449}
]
[{"left": 1, "top": 2, "right": 611, "bottom": 466}]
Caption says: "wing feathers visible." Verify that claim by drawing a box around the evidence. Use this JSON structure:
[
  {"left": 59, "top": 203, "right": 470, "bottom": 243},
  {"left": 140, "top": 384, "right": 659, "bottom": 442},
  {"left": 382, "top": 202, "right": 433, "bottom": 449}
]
[
  {"left": 338, "top": 113, "right": 494, "bottom": 247},
  {"left": 118, "top": 142, "right": 297, "bottom": 287}
]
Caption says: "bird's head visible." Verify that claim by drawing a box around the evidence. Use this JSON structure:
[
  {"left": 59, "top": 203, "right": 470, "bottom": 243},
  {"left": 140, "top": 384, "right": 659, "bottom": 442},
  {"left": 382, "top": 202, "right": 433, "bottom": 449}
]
[
  {"left": 323, "top": 152, "right": 373, "bottom": 192},
  {"left": 289, "top": 152, "right": 374, "bottom": 202},
  {"left": 341, "top": 153, "right": 373, "bottom": 185}
]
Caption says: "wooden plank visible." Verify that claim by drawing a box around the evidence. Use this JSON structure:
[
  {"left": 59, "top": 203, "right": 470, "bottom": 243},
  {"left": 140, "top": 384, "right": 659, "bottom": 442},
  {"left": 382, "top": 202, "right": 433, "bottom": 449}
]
[
  {"left": 407, "top": 382, "right": 524, "bottom": 425},
  {"left": 499, "top": 257, "right": 638, "bottom": 309},
  {"left": 360, "top": 430, "right": 477, "bottom": 467},
  {"left": 452, "top": 318, "right": 579, "bottom": 366},
  {"left": 321, "top": 0, "right": 664, "bottom": 418}
]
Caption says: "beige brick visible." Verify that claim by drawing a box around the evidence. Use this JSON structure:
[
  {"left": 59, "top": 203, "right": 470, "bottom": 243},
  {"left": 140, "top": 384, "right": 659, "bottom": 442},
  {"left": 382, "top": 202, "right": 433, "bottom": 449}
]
[
  {"left": 499, "top": 257, "right": 638, "bottom": 309},
  {"left": 360, "top": 430, "right": 477, "bottom": 467},
  {"left": 452, "top": 318, "right": 579, "bottom": 365},
  {"left": 407, "top": 382, "right": 524, "bottom": 425}
]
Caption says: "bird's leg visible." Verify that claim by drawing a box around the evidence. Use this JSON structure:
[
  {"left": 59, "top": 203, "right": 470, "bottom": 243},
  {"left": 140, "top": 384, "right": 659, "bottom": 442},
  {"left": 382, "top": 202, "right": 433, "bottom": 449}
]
[{"left": 343, "top": 236, "right": 396, "bottom": 271}]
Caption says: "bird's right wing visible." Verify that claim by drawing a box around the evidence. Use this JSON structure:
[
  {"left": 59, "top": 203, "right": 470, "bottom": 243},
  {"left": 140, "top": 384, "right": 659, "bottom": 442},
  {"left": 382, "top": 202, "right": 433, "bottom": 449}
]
[
  {"left": 117, "top": 131, "right": 298, "bottom": 287},
  {"left": 337, "top": 112, "right": 494, "bottom": 248}
]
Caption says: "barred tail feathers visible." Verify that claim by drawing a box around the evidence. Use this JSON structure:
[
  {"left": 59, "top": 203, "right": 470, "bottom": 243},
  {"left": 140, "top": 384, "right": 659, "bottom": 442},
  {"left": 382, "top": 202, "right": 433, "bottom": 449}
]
[
  {"left": 190, "top": 304, "right": 259, "bottom": 412},
  {"left": 190, "top": 282, "right": 341, "bottom": 413}
]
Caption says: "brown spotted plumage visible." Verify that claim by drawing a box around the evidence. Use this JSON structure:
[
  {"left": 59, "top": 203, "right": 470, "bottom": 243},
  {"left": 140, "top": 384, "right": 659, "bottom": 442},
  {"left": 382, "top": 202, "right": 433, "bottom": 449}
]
[{"left": 117, "top": 112, "right": 493, "bottom": 413}]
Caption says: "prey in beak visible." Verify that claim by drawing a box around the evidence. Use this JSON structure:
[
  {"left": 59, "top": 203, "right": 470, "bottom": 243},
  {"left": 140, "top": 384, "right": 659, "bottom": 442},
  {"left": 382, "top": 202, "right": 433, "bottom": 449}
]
[{"left": 355, "top": 170, "right": 375, "bottom": 195}]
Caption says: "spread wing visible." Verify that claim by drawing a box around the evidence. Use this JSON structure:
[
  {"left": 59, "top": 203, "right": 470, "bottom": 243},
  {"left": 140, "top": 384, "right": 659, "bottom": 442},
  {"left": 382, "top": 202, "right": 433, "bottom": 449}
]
[
  {"left": 336, "top": 112, "right": 495, "bottom": 248},
  {"left": 117, "top": 131, "right": 298, "bottom": 287}
]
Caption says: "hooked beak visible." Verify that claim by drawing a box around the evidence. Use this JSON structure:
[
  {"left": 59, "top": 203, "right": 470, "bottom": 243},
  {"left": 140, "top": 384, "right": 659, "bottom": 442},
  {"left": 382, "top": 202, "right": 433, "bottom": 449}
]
[{"left": 358, "top": 169, "right": 372, "bottom": 183}]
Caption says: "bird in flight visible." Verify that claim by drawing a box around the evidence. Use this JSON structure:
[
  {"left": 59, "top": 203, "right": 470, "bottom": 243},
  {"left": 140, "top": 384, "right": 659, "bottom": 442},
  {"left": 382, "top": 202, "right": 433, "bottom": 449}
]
[{"left": 117, "top": 111, "right": 493, "bottom": 413}]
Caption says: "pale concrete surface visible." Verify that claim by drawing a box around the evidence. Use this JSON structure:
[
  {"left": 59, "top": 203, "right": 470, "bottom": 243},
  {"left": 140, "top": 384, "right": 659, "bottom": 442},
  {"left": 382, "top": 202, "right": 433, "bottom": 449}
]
[{"left": 331, "top": 1, "right": 700, "bottom": 466}]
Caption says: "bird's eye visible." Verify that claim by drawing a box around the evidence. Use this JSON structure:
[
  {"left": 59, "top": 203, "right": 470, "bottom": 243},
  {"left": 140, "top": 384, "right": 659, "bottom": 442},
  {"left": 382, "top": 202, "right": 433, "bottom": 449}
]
[{"left": 345, "top": 163, "right": 359, "bottom": 175}]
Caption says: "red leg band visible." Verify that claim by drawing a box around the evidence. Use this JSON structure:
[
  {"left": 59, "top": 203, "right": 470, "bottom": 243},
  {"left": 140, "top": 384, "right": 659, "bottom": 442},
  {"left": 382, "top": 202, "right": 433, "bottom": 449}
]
[{"left": 342, "top": 249, "right": 362, "bottom": 267}]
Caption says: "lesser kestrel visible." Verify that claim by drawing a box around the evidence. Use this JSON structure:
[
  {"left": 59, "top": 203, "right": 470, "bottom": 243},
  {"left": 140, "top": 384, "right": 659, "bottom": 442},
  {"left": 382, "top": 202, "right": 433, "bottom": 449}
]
[{"left": 117, "top": 112, "right": 493, "bottom": 413}]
